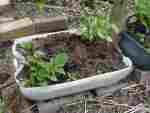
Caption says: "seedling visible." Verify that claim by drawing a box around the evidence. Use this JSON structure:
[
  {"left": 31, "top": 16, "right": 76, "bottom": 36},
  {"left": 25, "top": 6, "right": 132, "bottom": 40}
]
[
  {"left": 80, "top": 15, "right": 113, "bottom": 42},
  {"left": 24, "top": 52, "right": 68, "bottom": 87}
]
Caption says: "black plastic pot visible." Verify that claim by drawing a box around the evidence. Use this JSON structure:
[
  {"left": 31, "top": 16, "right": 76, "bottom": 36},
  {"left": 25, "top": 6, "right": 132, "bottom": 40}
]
[{"left": 119, "top": 31, "right": 150, "bottom": 70}]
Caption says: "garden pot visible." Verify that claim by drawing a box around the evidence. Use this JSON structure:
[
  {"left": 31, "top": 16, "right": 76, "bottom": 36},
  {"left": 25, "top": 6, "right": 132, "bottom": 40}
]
[
  {"left": 13, "top": 29, "right": 133, "bottom": 101},
  {"left": 119, "top": 31, "right": 150, "bottom": 70}
]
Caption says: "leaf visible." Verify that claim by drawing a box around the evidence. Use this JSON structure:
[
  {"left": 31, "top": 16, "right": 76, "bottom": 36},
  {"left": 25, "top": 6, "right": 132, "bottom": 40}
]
[
  {"left": 54, "top": 53, "right": 68, "bottom": 67},
  {"left": 20, "top": 42, "right": 33, "bottom": 51}
]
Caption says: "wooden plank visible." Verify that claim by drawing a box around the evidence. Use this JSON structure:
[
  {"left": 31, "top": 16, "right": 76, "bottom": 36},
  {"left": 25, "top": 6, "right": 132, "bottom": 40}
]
[
  {"left": 0, "top": 16, "right": 14, "bottom": 23},
  {"left": 33, "top": 16, "right": 68, "bottom": 33},
  {"left": 0, "top": 18, "right": 35, "bottom": 41},
  {"left": 0, "top": 0, "right": 11, "bottom": 12},
  {"left": 0, "top": 16, "right": 68, "bottom": 41}
]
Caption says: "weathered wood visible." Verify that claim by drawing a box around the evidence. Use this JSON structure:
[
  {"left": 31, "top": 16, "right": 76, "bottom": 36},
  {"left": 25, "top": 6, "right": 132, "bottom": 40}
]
[
  {"left": 33, "top": 16, "right": 68, "bottom": 33},
  {"left": 0, "top": 0, "right": 11, "bottom": 12},
  {"left": 0, "top": 18, "right": 35, "bottom": 41},
  {"left": 0, "top": 16, "right": 14, "bottom": 23},
  {"left": 0, "top": 16, "right": 68, "bottom": 41}
]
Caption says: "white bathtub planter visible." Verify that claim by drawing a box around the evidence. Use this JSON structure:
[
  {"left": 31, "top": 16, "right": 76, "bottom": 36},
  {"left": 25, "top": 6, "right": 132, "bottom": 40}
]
[{"left": 13, "top": 29, "right": 133, "bottom": 101}]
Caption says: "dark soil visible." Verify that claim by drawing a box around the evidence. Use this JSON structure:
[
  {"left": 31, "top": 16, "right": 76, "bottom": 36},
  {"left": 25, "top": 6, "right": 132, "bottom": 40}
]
[{"left": 18, "top": 34, "right": 126, "bottom": 83}]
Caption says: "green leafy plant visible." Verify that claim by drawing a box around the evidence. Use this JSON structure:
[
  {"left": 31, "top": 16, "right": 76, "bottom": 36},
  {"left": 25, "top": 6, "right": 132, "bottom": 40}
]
[
  {"left": 17, "top": 42, "right": 33, "bottom": 51},
  {"left": 135, "top": 0, "right": 150, "bottom": 29},
  {"left": 17, "top": 42, "right": 33, "bottom": 55},
  {"left": 80, "top": 15, "right": 113, "bottom": 42},
  {"left": 24, "top": 52, "right": 68, "bottom": 87}
]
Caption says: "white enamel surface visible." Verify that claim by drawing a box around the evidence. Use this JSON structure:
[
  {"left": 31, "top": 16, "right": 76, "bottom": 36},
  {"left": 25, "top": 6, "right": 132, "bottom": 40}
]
[{"left": 13, "top": 30, "right": 133, "bottom": 101}]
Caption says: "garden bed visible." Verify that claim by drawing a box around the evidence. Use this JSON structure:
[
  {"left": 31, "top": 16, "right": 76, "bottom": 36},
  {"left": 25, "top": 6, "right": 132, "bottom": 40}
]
[{"left": 13, "top": 30, "right": 133, "bottom": 100}]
